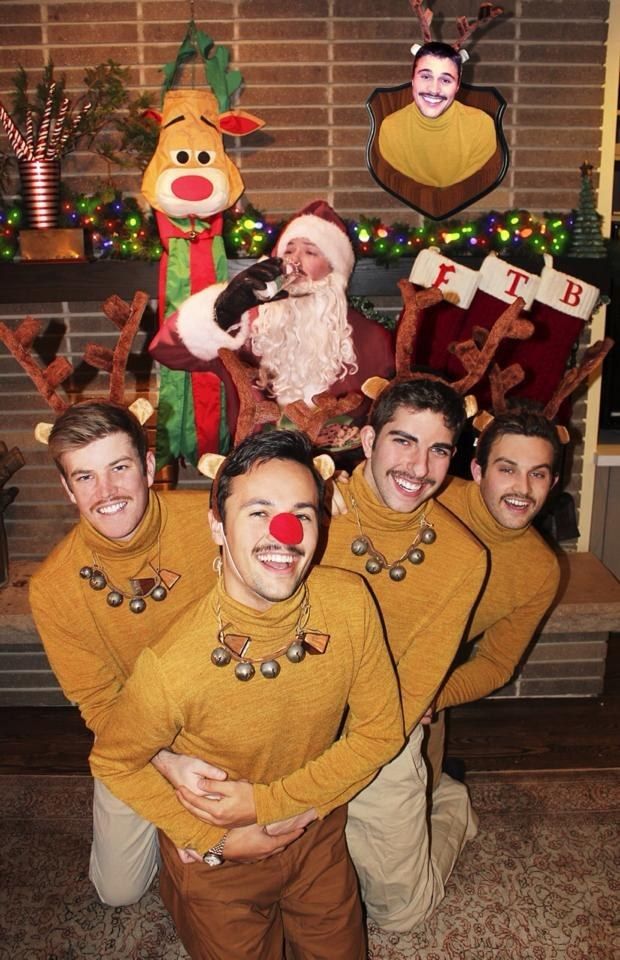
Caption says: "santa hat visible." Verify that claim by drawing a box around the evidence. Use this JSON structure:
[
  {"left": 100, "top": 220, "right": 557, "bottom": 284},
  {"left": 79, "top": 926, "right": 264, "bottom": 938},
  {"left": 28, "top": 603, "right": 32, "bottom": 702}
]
[{"left": 273, "top": 200, "right": 355, "bottom": 282}]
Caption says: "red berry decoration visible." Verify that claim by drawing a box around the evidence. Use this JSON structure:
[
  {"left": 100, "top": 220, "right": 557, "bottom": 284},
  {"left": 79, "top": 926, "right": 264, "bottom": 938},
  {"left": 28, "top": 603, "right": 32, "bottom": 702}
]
[{"left": 269, "top": 512, "right": 303, "bottom": 545}]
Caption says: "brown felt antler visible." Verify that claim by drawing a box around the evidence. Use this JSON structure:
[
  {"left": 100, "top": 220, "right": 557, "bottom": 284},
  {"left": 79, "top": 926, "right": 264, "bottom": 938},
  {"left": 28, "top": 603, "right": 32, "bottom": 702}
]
[
  {"left": 487, "top": 360, "right": 527, "bottom": 415},
  {"left": 0, "top": 318, "right": 73, "bottom": 413},
  {"left": 450, "top": 297, "right": 533, "bottom": 394},
  {"left": 282, "top": 391, "right": 363, "bottom": 445},
  {"left": 543, "top": 338, "right": 615, "bottom": 421},
  {"left": 218, "top": 348, "right": 281, "bottom": 444},
  {"left": 83, "top": 291, "right": 149, "bottom": 403},
  {"left": 396, "top": 281, "right": 444, "bottom": 377},
  {"left": 453, "top": 3, "right": 504, "bottom": 50},
  {"left": 410, "top": 0, "right": 433, "bottom": 44}
]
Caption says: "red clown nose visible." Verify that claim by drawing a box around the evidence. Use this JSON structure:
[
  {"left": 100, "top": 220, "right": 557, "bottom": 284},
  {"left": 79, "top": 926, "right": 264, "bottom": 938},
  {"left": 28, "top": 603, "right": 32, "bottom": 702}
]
[{"left": 269, "top": 513, "right": 304, "bottom": 545}]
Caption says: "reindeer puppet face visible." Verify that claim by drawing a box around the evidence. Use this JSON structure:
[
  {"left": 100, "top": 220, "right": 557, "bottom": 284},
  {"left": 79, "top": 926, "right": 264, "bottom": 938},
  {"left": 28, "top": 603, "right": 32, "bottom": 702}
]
[{"left": 142, "top": 89, "right": 263, "bottom": 219}]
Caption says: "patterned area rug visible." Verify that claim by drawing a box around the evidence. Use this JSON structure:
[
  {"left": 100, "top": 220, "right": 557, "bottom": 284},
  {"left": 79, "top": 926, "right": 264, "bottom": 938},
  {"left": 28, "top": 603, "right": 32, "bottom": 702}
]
[{"left": 0, "top": 770, "right": 618, "bottom": 960}]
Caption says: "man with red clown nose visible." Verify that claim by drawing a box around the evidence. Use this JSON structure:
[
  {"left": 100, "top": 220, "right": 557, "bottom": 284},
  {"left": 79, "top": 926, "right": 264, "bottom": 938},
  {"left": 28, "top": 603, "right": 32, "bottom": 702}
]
[{"left": 91, "top": 429, "right": 403, "bottom": 959}]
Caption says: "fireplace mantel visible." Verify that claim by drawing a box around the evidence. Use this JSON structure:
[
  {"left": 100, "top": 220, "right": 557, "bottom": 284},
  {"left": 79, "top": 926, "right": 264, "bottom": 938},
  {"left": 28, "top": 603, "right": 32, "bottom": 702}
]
[{"left": 0, "top": 255, "right": 610, "bottom": 304}]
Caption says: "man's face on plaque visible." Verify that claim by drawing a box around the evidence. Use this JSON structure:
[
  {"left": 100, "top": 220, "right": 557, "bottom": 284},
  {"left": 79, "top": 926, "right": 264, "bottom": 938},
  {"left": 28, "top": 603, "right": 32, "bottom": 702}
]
[
  {"left": 210, "top": 458, "right": 320, "bottom": 611},
  {"left": 412, "top": 55, "right": 460, "bottom": 119},
  {"left": 361, "top": 405, "right": 455, "bottom": 514},
  {"left": 60, "top": 432, "right": 155, "bottom": 541}
]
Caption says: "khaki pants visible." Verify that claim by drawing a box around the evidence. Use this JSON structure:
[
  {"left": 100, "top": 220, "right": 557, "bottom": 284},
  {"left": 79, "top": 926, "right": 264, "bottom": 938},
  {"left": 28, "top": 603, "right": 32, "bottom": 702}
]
[
  {"left": 89, "top": 777, "right": 159, "bottom": 906},
  {"left": 159, "top": 806, "right": 366, "bottom": 960},
  {"left": 424, "top": 710, "right": 447, "bottom": 790},
  {"left": 346, "top": 725, "right": 478, "bottom": 933}
]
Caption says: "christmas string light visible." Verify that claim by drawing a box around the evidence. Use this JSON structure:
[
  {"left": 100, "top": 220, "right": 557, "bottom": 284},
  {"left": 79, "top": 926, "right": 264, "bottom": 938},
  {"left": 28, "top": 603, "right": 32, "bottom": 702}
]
[{"left": 0, "top": 191, "right": 578, "bottom": 264}]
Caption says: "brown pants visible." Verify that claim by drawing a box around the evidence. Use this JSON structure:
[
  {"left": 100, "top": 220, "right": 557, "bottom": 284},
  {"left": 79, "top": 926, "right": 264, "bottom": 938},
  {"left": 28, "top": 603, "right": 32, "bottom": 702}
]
[{"left": 159, "top": 806, "right": 366, "bottom": 960}]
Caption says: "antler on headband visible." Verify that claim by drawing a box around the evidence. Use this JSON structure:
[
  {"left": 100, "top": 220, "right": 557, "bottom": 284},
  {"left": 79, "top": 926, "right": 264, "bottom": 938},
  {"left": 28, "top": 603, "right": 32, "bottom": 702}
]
[
  {"left": 453, "top": 3, "right": 504, "bottom": 50},
  {"left": 0, "top": 317, "right": 74, "bottom": 413},
  {"left": 544, "top": 338, "right": 615, "bottom": 422},
  {"left": 218, "top": 348, "right": 281, "bottom": 445},
  {"left": 83, "top": 291, "right": 150, "bottom": 403},
  {"left": 473, "top": 338, "right": 615, "bottom": 444},
  {"left": 362, "top": 280, "right": 533, "bottom": 416},
  {"left": 0, "top": 291, "right": 154, "bottom": 440},
  {"left": 410, "top": 1, "right": 504, "bottom": 54}
]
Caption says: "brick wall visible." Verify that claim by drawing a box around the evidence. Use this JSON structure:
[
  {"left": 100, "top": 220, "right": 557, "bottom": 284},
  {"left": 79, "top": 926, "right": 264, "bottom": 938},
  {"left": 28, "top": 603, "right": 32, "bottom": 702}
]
[
  {"left": 0, "top": 0, "right": 610, "bottom": 217},
  {"left": 0, "top": 2, "right": 612, "bottom": 618}
]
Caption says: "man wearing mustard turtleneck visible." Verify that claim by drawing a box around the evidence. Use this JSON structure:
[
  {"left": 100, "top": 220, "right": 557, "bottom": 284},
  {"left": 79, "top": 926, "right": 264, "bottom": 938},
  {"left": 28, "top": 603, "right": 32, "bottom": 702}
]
[
  {"left": 317, "top": 378, "right": 487, "bottom": 933},
  {"left": 90, "top": 429, "right": 403, "bottom": 959},
  {"left": 152, "top": 380, "right": 488, "bottom": 932},
  {"left": 29, "top": 400, "right": 236, "bottom": 907},
  {"left": 378, "top": 42, "right": 496, "bottom": 188},
  {"left": 428, "top": 408, "right": 561, "bottom": 782}
]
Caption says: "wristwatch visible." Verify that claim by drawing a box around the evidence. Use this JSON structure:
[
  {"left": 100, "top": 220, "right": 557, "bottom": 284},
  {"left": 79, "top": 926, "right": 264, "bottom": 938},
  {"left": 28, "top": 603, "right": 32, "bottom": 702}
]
[{"left": 202, "top": 834, "right": 227, "bottom": 867}]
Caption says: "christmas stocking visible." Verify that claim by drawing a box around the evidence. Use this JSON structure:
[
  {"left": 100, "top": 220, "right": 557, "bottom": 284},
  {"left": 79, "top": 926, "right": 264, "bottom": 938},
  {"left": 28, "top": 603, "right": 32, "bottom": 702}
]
[
  {"left": 408, "top": 248, "right": 480, "bottom": 375},
  {"left": 452, "top": 253, "right": 541, "bottom": 408},
  {"left": 504, "top": 255, "right": 600, "bottom": 419}
]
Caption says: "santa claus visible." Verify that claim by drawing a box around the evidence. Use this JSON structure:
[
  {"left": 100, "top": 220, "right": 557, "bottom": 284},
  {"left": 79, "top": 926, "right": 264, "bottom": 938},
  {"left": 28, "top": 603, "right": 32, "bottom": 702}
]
[{"left": 149, "top": 200, "right": 394, "bottom": 451}]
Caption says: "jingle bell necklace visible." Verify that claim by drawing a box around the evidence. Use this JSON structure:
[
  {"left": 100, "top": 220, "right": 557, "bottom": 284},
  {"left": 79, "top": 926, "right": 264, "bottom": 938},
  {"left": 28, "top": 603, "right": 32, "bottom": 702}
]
[
  {"left": 79, "top": 540, "right": 180, "bottom": 614},
  {"left": 349, "top": 495, "right": 436, "bottom": 581},
  {"left": 209, "top": 512, "right": 329, "bottom": 681}
]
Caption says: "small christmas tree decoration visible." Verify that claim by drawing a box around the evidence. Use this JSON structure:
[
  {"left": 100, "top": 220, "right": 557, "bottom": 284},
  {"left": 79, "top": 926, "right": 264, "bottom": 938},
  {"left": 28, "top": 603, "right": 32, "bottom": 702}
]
[{"left": 569, "top": 162, "right": 607, "bottom": 259}]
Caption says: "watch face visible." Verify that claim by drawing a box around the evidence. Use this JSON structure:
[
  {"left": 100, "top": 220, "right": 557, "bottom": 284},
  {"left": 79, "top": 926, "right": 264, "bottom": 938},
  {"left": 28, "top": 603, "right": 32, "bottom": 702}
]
[{"left": 202, "top": 851, "right": 224, "bottom": 867}]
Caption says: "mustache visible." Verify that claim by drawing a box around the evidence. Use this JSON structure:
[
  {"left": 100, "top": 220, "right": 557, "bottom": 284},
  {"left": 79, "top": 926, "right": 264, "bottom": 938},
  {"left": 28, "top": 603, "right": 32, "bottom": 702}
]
[
  {"left": 501, "top": 493, "right": 535, "bottom": 506},
  {"left": 253, "top": 542, "right": 305, "bottom": 558},
  {"left": 94, "top": 496, "right": 128, "bottom": 509},
  {"left": 388, "top": 469, "right": 431, "bottom": 485}
]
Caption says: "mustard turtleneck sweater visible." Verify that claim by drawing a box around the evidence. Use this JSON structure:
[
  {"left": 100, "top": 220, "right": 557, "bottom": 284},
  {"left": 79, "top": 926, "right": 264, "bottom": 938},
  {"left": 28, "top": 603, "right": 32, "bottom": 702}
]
[
  {"left": 89, "top": 566, "right": 403, "bottom": 853},
  {"left": 30, "top": 490, "right": 219, "bottom": 736},
  {"left": 436, "top": 476, "right": 560, "bottom": 708},
  {"left": 378, "top": 99, "right": 497, "bottom": 188},
  {"left": 319, "top": 465, "right": 487, "bottom": 732}
]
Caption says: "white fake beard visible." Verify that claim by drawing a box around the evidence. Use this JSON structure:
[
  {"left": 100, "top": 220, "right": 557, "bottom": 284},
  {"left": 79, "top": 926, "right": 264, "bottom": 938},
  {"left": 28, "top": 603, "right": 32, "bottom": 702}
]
[{"left": 251, "top": 272, "right": 358, "bottom": 407}]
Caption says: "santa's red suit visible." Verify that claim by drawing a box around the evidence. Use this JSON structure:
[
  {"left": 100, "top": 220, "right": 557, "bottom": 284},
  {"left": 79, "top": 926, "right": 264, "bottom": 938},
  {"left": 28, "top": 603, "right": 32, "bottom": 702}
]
[{"left": 149, "top": 201, "right": 394, "bottom": 448}]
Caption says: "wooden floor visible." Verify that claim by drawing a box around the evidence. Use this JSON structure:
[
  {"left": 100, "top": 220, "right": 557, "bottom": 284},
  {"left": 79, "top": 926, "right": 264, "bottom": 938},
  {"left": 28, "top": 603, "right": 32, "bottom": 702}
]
[{"left": 1, "top": 639, "right": 618, "bottom": 777}]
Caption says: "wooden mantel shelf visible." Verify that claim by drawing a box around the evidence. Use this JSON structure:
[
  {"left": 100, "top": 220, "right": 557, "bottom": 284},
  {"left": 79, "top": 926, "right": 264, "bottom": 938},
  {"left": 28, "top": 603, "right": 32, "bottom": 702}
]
[{"left": 0, "top": 255, "right": 610, "bottom": 305}]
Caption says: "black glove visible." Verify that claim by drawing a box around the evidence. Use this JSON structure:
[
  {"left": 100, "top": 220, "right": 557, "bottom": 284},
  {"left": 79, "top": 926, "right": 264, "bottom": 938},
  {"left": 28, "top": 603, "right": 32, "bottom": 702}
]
[{"left": 214, "top": 257, "right": 287, "bottom": 331}]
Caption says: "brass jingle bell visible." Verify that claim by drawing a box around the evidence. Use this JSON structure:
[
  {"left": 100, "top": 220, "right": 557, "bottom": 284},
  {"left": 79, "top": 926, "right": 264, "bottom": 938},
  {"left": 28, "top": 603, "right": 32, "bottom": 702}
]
[
  {"left": 151, "top": 585, "right": 167, "bottom": 602},
  {"left": 421, "top": 527, "right": 436, "bottom": 545},
  {"left": 286, "top": 641, "right": 306, "bottom": 663},
  {"left": 106, "top": 591, "right": 123, "bottom": 608},
  {"left": 351, "top": 537, "right": 369, "bottom": 557},
  {"left": 89, "top": 572, "right": 107, "bottom": 591},
  {"left": 235, "top": 662, "right": 255, "bottom": 682},
  {"left": 79, "top": 566, "right": 93, "bottom": 580},
  {"left": 389, "top": 564, "right": 407, "bottom": 582},
  {"left": 129, "top": 597, "right": 147, "bottom": 614},
  {"left": 408, "top": 547, "right": 425, "bottom": 565},
  {"left": 365, "top": 557, "right": 382, "bottom": 575},
  {"left": 211, "top": 646, "right": 232, "bottom": 667},
  {"left": 260, "top": 660, "right": 281, "bottom": 679}
]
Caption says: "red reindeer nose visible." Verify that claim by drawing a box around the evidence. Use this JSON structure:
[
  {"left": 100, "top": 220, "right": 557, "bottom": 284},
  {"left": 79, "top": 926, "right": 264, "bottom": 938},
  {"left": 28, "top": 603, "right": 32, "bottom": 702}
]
[
  {"left": 269, "top": 513, "right": 304, "bottom": 545},
  {"left": 171, "top": 176, "right": 215, "bottom": 201}
]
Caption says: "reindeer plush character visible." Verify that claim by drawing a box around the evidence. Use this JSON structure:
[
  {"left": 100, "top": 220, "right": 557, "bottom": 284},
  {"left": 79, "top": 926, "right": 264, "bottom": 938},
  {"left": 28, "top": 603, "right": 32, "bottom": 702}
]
[{"left": 143, "top": 89, "right": 264, "bottom": 465}]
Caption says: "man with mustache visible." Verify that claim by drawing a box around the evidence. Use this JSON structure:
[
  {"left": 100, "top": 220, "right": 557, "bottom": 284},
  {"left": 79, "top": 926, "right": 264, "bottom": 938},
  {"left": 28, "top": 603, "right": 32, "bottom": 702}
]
[
  {"left": 149, "top": 200, "right": 394, "bottom": 450},
  {"left": 426, "top": 407, "right": 561, "bottom": 783},
  {"left": 176, "top": 378, "right": 488, "bottom": 933},
  {"left": 28, "top": 400, "right": 242, "bottom": 907},
  {"left": 90, "top": 429, "right": 403, "bottom": 959},
  {"left": 378, "top": 41, "right": 497, "bottom": 188}
]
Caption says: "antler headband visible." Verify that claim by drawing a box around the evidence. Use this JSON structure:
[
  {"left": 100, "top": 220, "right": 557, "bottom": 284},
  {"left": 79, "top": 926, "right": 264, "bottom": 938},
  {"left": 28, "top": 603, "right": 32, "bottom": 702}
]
[
  {"left": 410, "top": 1, "right": 504, "bottom": 62},
  {"left": 473, "top": 338, "right": 615, "bottom": 444},
  {"left": 0, "top": 290, "right": 154, "bottom": 442},
  {"left": 362, "top": 279, "right": 534, "bottom": 418}
]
